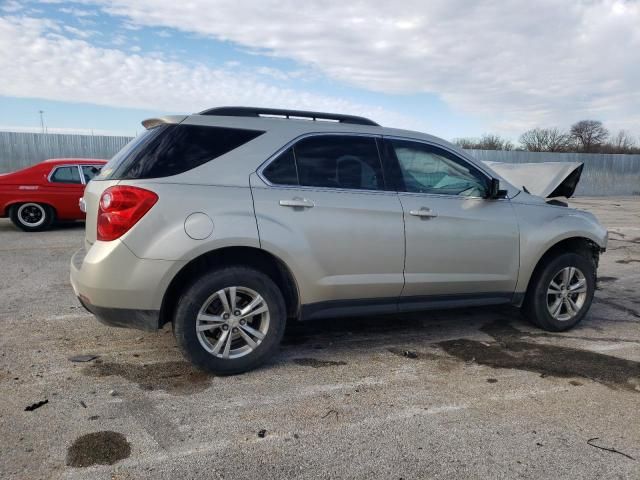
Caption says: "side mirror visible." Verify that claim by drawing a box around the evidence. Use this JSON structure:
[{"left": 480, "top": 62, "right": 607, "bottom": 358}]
[{"left": 486, "top": 178, "right": 508, "bottom": 199}]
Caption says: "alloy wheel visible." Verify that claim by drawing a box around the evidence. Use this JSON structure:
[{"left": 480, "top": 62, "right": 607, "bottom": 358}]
[
  {"left": 546, "top": 266, "right": 588, "bottom": 322},
  {"left": 195, "top": 286, "right": 270, "bottom": 359}
]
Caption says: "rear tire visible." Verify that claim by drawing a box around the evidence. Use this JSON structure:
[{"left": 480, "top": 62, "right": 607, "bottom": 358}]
[
  {"left": 173, "top": 266, "right": 286, "bottom": 375},
  {"left": 9, "top": 203, "right": 55, "bottom": 232},
  {"left": 522, "top": 252, "right": 595, "bottom": 331}
]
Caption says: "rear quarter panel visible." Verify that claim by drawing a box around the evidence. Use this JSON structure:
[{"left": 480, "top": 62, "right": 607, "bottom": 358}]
[
  {"left": 0, "top": 165, "right": 49, "bottom": 217},
  {"left": 117, "top": 181, "right": 260, "bottom": 261}
]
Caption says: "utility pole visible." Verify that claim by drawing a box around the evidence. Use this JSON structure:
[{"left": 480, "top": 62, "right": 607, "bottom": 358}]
[{"left": 39, "top": 110, "right": 45, "bottom": 134}]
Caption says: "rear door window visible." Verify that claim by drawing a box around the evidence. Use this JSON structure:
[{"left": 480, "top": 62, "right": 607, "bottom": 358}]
[
  {"left": 50, "top": 166, "right": 82, "bottom": 184},
  {"left": 293, "top": 135, "right": 383, "bottom": 190},
  {"left": 99, "top": 124, "right": 264, "bottom": 180}
]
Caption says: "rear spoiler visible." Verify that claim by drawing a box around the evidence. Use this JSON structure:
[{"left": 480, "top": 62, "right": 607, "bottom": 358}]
[
  {"left": 141, "top": 115, "right": 187, "bottom": 130},
  {"left": 482, "top": 161, "right": 584, "bottom": 198}
]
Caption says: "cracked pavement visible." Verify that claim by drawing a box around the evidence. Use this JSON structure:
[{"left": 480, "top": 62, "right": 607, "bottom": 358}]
[{"left": 0, "top": 196, "right": 639, "bottom": 479}]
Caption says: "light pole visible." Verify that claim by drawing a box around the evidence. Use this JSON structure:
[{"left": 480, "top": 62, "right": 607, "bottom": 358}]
[{"left": 39, "top": 110, "right": 45, "bottom": 134}]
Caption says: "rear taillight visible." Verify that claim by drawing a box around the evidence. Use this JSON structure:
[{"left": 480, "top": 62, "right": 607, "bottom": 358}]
[{"left": 97, "top": 186, "right": 158, "bottom": 241}]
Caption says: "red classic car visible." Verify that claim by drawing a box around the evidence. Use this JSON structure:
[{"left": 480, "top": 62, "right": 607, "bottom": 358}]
[{"left": 0, "top": 158, "right": 107, "bottom": 231}]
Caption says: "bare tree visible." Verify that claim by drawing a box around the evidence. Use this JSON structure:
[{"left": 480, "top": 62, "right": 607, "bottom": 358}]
[
  {"left": 452, "top": 137, "right": 477, "bottom": 149},
  {"left": 453, "top": 134, "right": 514, "bottom": 151},
  {"left": 519, "top": 128, "right": 547, "bottom": 152},
  {"left": 570, "top": 120, "right": 609, "bottom": 152},
  {"left": 603, "top": 130, "right": 637, "bottom": 153},
  {"left": 479, "top": 134, "right": 514, "bottom": 151},
  {"left": 519, "top": 127, "right": 571, "bottom": 152}
]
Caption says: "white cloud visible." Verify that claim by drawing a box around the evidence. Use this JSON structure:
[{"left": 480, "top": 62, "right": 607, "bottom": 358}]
[
  {"left": 0, "top": 16, "right": 419, "bottom": 130},
  {"left": 87, "top": 0, "right": 640, "bottom": 134},
  {"left": 63, "top": 24, "right": 98, "bottom": 38},
  {"left": 1, "top": 1, "right": 23, "bottom": 13},
  {"left": 59, "top": 6, "right": 98, "bottom": 18}
]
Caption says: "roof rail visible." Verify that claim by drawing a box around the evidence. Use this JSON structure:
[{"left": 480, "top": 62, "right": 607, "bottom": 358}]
[{"left": 198, "top": 106, "right": 379, "bottom": 126}]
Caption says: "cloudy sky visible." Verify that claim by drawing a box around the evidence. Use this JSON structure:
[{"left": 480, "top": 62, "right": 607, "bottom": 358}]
[{"left": 0, "top": 0, "right": 638, "bottom": 139}]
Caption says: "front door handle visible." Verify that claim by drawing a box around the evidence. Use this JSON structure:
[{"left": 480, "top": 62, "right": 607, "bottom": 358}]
[
  {"left": 409, "top": 207, "right": 437, "bottom": 218},
  {"left": 279, "top": 197, "right": 315, "bottom": 209}
]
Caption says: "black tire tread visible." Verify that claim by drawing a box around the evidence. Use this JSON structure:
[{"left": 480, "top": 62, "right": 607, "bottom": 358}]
[
  {"left": 173, "top": 266, "right": 286, "bottom": 375},
  {"left": 9, "top": 203, "right": 55, "bottom": 232},
  {"left": 522, "top": 251, "right": 596, "bottom": 332}
]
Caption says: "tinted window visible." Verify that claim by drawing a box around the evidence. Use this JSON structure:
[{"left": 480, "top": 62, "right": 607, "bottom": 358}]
[
  {"left": 387, "top": 140, "right": 488, "bottom": 196},
  {"left": 294, "top": 135, "right": 383, "bottom": 190},
  {"left": 50, "top": 166, "right": 82, "bottom": 184},
  {"left": 81, "top": 165, "right": 102, "bottom": 183},
  {"left": 97, "top": 127, "right": 161, "bottom": 180},
  {"left": 263, "top": 148, "right": 298, "bottom": 185},
  {"left": 100, "top": 124, "right": 264, "bottom": 180}
]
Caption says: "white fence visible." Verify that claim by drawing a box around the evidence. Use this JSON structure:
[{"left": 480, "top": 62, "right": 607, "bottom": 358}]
[{"left": 1, "top": 132, "right": 638, "bottom": 196}]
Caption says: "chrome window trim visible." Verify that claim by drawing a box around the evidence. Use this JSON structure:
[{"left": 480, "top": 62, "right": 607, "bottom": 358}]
[
  {"left": 47, "top": 164, "right": 86, "bottom": 185},
  {"left": 252, "top": 181, "right": 399, "bottom": 197},
  {"left": 396, "top": 190, "right": 509, "bottom": 202},
  {"left": 256, "top": 131, "right": 503, "bottom": 200},
  {"left": 256, "top": 132, "right": 385, "bottom": 194}
]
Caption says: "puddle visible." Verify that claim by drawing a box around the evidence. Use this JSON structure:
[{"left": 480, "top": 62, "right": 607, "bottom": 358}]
[
  {"left": 66, "top": 431, "right": 130, "bottom": 468},
  {"left": 437, "top": 321, "right": 640, "bottom": 392},
  {"left": 595, "top": 298, "right": 640, "bottom": 319},
  {"left": 293, "top": 358, "right": 346, "bottom": 368},
  {"left": 388, "top": 347, "right": 460, "bottom": 371},
  {"left": 597, "top": 276, "right": 618, "bottom": 283},
  {"left": 84, "top": 361, "right": 211, "bottom": 395},
  {"left": 522, "top": 331, "right": 639, "bottom": 344},
  {"left": 388, "top": 347, "right": 437, "bottom": 360},
  {"left": 281, "top": 335, "right": 310, "bottom": 346}
]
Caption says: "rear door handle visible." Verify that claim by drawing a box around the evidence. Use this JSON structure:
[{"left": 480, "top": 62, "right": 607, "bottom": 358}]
[
  {"left": 409, "top": 207, "right": 437, "bottom": 218},
  {"left": 279, "top": 197, "right": 315, "bottom": 208}
]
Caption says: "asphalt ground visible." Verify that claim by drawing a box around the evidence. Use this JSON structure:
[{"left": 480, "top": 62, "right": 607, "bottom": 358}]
[{"left": 0, "top": 196, "right": 639, "bottom": 479}]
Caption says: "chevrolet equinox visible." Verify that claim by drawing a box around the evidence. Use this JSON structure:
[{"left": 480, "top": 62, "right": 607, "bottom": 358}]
[{"left": 70, "top": 107, "right": 607, "bottom": 374}]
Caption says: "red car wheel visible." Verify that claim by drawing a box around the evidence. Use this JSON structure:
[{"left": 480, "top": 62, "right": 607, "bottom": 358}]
[{"left": 10, "top": 203, "right": 55, "bottom": 232}]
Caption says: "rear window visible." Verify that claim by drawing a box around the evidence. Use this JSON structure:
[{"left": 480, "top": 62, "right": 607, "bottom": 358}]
[{"left": 98, "top": 124, "right": 264, "bottom": 180}]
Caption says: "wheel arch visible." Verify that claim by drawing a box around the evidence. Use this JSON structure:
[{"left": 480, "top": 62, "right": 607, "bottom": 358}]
[
  {"left": 159, "top": 246, "right": 300, "bottom": 328},
  {"left": 520, "top": 236, "right": 600, "bottom": 305}
]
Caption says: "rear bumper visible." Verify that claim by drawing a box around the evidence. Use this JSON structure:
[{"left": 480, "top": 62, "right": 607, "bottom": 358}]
[
  {"left": 77, "top": 295, "right": 160, "bottom": 331},
  {"left": 70, "top": 241, "right": 183, "bottom": 331}
]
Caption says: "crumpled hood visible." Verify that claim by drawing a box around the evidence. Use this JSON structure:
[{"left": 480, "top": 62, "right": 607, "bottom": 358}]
[{"left": 482, "top": 161, "right": 584, "bottom": 198}]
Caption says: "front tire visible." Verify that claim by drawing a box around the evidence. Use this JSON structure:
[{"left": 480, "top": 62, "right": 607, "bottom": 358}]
[
  {"left": 173, "top": 267, "right": 286, "bottom": 375},
  {"left": 522, "top": 252, "right": 595, "bottom": 331},
  {"left": 9, "top": 203, "right": 55, "bottom": 232}
]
